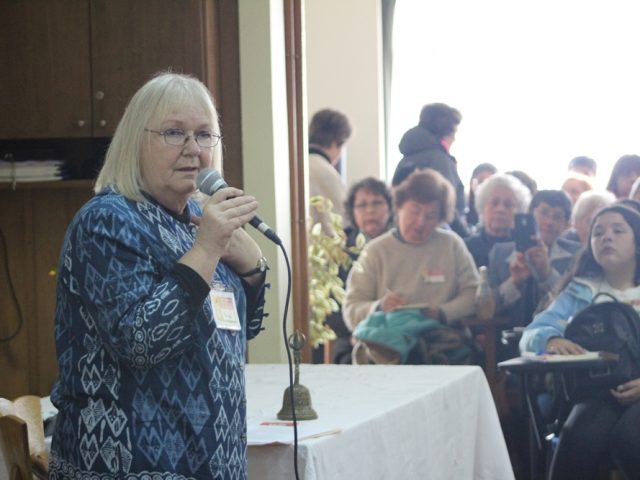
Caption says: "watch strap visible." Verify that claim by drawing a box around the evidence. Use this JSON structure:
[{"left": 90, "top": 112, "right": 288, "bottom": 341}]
[{"left": 238, "top": 256, "right": 268, "bottom": 278}]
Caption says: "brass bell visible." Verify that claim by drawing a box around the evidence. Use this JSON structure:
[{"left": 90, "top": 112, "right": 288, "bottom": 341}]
[{"left": 277, "top": 331, "right": 318, "bottom": 421}]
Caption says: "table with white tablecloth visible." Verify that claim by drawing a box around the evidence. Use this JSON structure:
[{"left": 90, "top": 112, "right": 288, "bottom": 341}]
[{"left": 246, "top": 364, "right": 514, "bottom": 480}]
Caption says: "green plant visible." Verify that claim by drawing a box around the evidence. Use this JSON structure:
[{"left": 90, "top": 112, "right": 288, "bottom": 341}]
[{"left": 308, "top": 196, "right": 364, "bottom": 348}]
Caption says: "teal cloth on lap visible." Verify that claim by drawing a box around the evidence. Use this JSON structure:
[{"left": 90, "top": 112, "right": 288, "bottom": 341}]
[{"left": 353, "top": 309, "right": 441, "bottom": 363}]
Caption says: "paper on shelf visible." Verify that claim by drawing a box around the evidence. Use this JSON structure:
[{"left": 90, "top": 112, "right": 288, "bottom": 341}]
[{"left": 247, "top": 421, "right": 341, "bottom": 446}]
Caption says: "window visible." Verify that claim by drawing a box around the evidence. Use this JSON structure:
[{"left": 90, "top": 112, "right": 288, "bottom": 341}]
[{"left": 389, "top": 0, "right": 640, "bottom": 190}]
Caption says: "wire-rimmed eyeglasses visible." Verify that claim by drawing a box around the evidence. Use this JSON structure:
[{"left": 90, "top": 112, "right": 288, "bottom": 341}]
[{"left": 144, "top": 128, "right": 222, "bottom": 148}]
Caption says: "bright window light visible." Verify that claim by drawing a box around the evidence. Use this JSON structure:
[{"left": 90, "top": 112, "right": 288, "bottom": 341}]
[{"left": 388, "top": 0, "right": 640, "bottom": 191}]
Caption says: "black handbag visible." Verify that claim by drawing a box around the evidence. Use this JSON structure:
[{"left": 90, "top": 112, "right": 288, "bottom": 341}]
[{"left": 564, "top": 292, "right": 640, "bottom": 395}]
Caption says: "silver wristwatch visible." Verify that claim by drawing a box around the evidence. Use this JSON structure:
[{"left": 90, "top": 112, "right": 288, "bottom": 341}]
[{"left": 238, "top": 256, "right": 268, "bottom": 277}]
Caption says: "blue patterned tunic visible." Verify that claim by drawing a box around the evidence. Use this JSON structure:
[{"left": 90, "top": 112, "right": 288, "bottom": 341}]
[{"left": 49, "top": 190, "right": 266, "bottom": 479}]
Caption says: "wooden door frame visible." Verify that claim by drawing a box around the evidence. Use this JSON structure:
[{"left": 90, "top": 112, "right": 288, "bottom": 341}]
[{"left": 283, "top": 0, "right": 311, "bottom": 361}]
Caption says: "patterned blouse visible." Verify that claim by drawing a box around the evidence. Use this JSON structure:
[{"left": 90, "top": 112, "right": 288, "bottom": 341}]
[{"left": 49, "top": 189, "right": 267, "bottom": 479}]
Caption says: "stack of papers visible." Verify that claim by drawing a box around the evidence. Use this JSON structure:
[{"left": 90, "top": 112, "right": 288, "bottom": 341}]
[{"left": 0, "top": 160, "right": 64, "bottom": 182}]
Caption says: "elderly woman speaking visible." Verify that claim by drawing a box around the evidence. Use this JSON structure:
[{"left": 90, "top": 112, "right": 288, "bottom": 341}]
[
  {"left": 343, "top": 169, "right": 479, "bottom": 364},
  {"left": 48, "top": 73, "right": 268, "bottom": 479}
]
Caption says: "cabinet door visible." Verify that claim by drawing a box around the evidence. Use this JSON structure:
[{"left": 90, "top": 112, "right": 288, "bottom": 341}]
[
  {"left": 0, "top": 183, "right": 93, "bottom": 398},
  {"left": 0, "top": 0, "right": 92, "bottom": 139},
  {"left": 90, "top": 0, "right": 214, "bottom": 136}
]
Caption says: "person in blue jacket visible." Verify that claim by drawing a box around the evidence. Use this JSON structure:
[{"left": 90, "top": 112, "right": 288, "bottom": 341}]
[
  {"left": 520, "top": 203, "right": 640, "bottom": 480},
  {"left": 48, "top": 72, "right": 268, "bottom": 479}
]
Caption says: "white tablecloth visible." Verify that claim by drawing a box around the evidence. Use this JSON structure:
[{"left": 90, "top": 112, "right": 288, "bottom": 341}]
[{"left": 246, "top": 364, "right": 514, "bottom": 480}]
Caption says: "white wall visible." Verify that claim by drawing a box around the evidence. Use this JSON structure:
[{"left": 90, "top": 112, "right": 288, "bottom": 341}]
[
  {"left": 237, "top": 0, "right": 385, "bottom": 362},
  {"left": 305, "top": 0, "right": 385, "bottom": 186},
  {"left": 238, "top": 0, "right": 292, "bottom": 363}
]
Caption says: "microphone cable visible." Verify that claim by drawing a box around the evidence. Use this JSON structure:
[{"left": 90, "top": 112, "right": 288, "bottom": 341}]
[
  {"left": 278, "top": 242, "right": 300, "bottom": 480},
  {"left": 0, "top": 226, "right": 24, "bottom": 343}
]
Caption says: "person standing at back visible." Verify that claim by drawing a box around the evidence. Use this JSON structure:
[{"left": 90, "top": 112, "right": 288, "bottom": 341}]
[
  {"left": 392, "top": 103, "right": 468, "bottom": 237},
  {"left": 308, "top": 109, "right": 352, "bottom": 228}
]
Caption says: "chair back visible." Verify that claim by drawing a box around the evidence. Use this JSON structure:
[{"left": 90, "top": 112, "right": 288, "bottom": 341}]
[{"left": 0, "top": 414, "right": 32, "bottom": 480}]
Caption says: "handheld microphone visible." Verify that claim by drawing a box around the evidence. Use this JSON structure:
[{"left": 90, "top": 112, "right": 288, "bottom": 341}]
[{"left": 196, "top": 168, "right": 282, "bottom": 245}]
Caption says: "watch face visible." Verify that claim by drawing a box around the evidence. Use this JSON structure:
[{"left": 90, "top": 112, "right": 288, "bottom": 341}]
[{"left": 258, "top": 256, "right": 268, "bottom": 271}]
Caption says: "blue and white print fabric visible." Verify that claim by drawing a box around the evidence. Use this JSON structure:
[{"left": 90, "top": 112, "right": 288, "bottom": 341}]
[{"left": 49, "top": 189, "right": 262, "bottom": 479}]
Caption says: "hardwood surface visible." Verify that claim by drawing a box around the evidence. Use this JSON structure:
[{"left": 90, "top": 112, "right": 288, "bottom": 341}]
[
  {"left": 0, "top": 0, "right": 92, "bottom": 138},
  {"left": 0, "top": 183, "right": 93, "bottom": 398},
  {"left": 0, "top": 415, "right": 32, "bottom": 480}
]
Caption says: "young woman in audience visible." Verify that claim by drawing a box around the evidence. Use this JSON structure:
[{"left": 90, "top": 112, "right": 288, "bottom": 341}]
[
  {"left": 520, "top": 204, "right": 640, "bottom": 480},
  {"left": 464, "top": 173, "right": 531, "bottom": 268},
  {"left": 343, "top": 169, "right": 478, "bottom": 364},
  {"left": 606, "top": 154, "right": 640, "bottom": 199},
  {"left": 325, "top": 177, "right": 393, "bottom": 364}
]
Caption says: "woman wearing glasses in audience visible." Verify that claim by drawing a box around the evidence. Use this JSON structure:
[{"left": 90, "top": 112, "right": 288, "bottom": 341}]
[
  {"left": 48, "top": 72, "right": 268, "bottom": 478},
  {"left": 325, "top": 177, "right": 393, "bottom": 363}
]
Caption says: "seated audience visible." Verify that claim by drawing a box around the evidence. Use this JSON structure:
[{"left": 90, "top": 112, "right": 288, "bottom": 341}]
[
  {"left": 606, "top": 154, "right": 640, "bottom": 199},
  {"left": 326, "top": 177, "right": 393, "bottom": 364},
  {"left": 466, "top": 162, "right": 498, "bottom": 228},
  {"left": 344, "top": 169, "right": 478, "bottom": 364},
  {"left": 561, "top": 172, "right": 594, "bottom": 204},
  {"left": 568, "top": 155, "right": 597, "bottom": 177},
  {"left": 392, "top": 103, "right": 469, "bottom": 237},
  {"left": 561, "top": 190, "right": 615, "bottom": 244},
  {"left": 520, "top": 204, "right": 640, "bottom": 480},
  {"left": 465, "top": 173, "right": 531, "bottom": 268},
  {"left": 488, "top": 190, "right": 580, "bottom": 339}
]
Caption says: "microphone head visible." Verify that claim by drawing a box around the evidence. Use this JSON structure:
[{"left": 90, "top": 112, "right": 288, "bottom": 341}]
[{"left": 197, "top": 168, "right": 228, "bottom": 195}]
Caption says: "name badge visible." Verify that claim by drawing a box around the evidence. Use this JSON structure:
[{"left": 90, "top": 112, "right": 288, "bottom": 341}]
[
  {"left": 209, "top": 283, "right": 241, "bottom": 331},
  {"left": 422, "top": 269, "right": 445, "bottom": 284}
]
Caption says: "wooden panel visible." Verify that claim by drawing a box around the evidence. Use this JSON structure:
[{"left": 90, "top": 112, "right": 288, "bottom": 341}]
[
  {"left": 214, "top": 0, "right": 243, "bottom": 189},
  {"left": 0, "top": 185, "right": 92, "bottom": 398},
  {"left": 0, "top": 190, "right": 34, "bottom": 399},
  {"left": 0, "top": 0, "right": 92, "bottom": 139},
  {"left": 30, "top": 189, "right": 90, "bottom": 395},
  {"left": 90, "top": 0, "right": 211, "bottom": 136}
]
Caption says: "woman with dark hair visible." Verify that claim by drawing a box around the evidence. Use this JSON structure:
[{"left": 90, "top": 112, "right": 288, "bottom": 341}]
[
  {"left": 520, "top": 204, "right": 640, "bottom": 479},
  {"left": 606, "top": 154, "right": 640, "bottom": 199},
  {"left": 343, "top": 169, "right": 478, "bottom": 364},
  {"left": 344, "top": 177, "right": 393, "bottom": 239},
  {"left": 325, "top": 177, "right": 393, "bottom": 364}
]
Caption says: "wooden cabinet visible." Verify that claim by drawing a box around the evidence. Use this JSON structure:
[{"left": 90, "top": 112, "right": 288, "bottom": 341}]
[
  {"left": 0, "top": 0, "right": 215, "bottom": 139},
  {"left": 0, "top": 182, "right": 93, "bottom": 398},
  {"left": 0, "top": 1, "right": 92, "bottom": 139},
  {"left": 0, "top": 0, "right": 244, "bottom": 397}
]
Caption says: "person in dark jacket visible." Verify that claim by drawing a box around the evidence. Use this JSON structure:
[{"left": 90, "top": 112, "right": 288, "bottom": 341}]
[{"left": 391, "top": 103, "right": 468, "bottom": 237}]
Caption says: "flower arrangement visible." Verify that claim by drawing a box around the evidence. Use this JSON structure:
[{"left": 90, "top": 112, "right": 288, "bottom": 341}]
[{"left": 308, "top": 196, "right": 364, "bottom": 347}]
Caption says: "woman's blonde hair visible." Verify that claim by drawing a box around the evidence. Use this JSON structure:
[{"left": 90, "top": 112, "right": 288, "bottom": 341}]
[{"left": 95, "top": 72, "right": 222, "bottom": 201}]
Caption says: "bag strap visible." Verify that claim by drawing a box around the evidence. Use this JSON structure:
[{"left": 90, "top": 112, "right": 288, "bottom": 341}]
[{"left": 591, "top": 291, "right": 618, "bottom": 304}]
